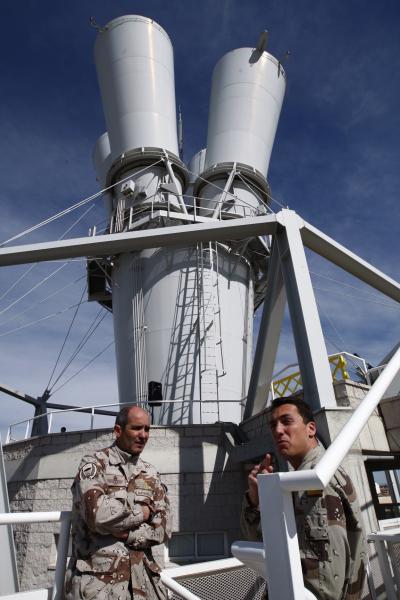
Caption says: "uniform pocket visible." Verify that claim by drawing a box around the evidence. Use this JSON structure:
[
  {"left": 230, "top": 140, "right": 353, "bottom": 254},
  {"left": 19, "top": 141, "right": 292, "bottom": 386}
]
[
  {"left": 132, "top": 490, "right": 153, "bottom": 504},
  {"left": 304, "top": 508, "right": 332, "bottom": 562},
  {"left": 80, "top": 573, "right": 108, "bottom": 600}
]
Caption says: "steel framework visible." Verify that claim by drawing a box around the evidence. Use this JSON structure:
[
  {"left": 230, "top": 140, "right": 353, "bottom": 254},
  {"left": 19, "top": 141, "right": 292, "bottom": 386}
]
[{"left": 1, "top": 208, "right": 400, "bottom": 596}]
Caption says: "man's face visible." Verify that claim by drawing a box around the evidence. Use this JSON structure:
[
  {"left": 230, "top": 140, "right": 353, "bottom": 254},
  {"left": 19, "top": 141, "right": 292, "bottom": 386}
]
[
  {"left": 269, "top": 403, "right": 316, "bottom": 468},
  {"left": 114, "top": 408, "right": 150, "bottom": 455}
]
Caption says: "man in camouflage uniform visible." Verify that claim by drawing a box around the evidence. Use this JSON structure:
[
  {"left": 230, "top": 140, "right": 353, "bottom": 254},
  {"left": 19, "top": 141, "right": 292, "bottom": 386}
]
[
  {"left": 241, "top": 396, "right": 367, "bottom": 600},
  {"left": 65, "top": 405, "right": 171, "bottom": 600}
]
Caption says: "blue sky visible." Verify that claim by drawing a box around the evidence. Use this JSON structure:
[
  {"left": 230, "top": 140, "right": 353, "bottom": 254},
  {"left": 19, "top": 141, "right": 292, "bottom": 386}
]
[{"left": 0, "top": 0, "right": 399, "bottom": 438}]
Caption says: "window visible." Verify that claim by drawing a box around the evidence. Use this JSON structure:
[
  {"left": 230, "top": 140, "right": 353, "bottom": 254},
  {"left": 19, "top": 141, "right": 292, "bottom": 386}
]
[
  {"left": 365, "top": 457, "right": 400, "bottom": 521},
  {"left": 168, "top": 531, "right": 228, "bottom": 562}
]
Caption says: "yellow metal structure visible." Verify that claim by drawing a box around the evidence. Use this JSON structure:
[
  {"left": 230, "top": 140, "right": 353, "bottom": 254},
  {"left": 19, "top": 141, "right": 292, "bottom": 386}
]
[{"left": 272, "top": 353, "right": 350, "bottom": 399}]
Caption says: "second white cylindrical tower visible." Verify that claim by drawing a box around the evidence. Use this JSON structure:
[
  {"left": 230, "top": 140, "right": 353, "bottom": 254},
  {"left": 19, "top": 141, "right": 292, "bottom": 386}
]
[{"left": 205, "top": 48, "right": 286, "bottom": 176}]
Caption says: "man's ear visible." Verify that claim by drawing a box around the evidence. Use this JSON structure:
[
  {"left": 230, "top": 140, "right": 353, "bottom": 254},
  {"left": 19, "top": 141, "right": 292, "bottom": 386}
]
[
  {"left": 114, "top": 424, "right": 121, "bottom": 439},
  {"left": 307, "top": 420, "right": 317, "bottom": 438}
]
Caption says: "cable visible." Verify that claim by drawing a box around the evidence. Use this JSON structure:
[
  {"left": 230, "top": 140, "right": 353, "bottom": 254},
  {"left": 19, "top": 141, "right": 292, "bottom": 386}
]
[
  {"left": 45, "top": 285, "right": 87, "bottom": 391},
  {"left": 310, "top": 270, "right": 397, "bottom": 303},
  {"left": 48, "top": 308, "right": 108, "bottom": 391},
  {"left": 0, "top": 275, "right": 86, "bottom": 327},
  {"left": 0, "top": 160, "right": 163, "bottom": 247},
  {"left": 0, "top": 205, "right": 94, "bottom": 306},
  {"left": 0, "top": 264, "right": 67, "bottom": 317},
  {"left": 238, "top": 172, "right": 286, "bottom": 211},
  {"left": 0, "top": 263, "right": 37, "bottom": 303},
  {"left": 317, "top": 301, "right": 351, "bottom": 358},
  {"left": 0, "top": 301, "right": 87, "bottom": 338},
  {"left": 51, "top": 340, "right": 114, "bottom": 395},
  {"left": 53, "top": 309, "right": 107, "bottom": 379},
  {"left": 313, "top": 285, "right": 399, "bottom": 310},
  {"left": 235, "top": 172, "right": 276, "bottom": 213}
]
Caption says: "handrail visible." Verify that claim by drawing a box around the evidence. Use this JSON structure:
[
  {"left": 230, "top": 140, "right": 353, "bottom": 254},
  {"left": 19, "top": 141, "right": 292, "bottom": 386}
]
[
  {"left": 368, "top": 529, "right": 400, "bottom": 542},
  {"left": 0, "top": 511, "right": 71, "bottom": 600},
  {"left": 6, "top": 398, "right": 245, "bottom": 443},
  {"left": 257, "top": 344, "right": 400, "bottom": 600},
  {"left": 367, "top": 528, "right": 400, "bottom": 600},
  {"left": 160, "top": 558, "right": 246, "bottom": 600},
  {"left": 270, "top": 351, "right": 369, "bottom": 399}
]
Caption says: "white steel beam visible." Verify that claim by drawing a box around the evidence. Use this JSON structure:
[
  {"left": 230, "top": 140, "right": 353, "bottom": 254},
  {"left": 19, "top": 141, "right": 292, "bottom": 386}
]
[
  {"left": 0, "top": 440, "right": 19, "bottom": 594},
  {"left": 258, "top": 473, "right": 305, "bottom": 600},
  {"left": 244, "top": 240, "right": 286, "bottom": 418},
  {"left": 301, "top": 222, "right": 400, "bottom": 303},
  {"left": 276, "top": 210, "right": 336, "bottom": 410},
  {"left": 0, "top": 215, "right": 278, "bottom": 267}
]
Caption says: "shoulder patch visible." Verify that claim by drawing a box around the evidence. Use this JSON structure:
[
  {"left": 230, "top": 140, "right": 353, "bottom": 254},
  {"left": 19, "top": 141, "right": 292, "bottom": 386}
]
[{"left": 79, "top": 462, "right": 98, "bottom": 480}]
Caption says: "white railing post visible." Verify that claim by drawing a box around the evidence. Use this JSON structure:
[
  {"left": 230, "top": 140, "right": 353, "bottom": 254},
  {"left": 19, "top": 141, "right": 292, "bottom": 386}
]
[
  {"left": 368, "top": 530, "right": 400, "bottom": 600},
  {"left": 48, "top": 412, "right": 53, "bottom": 434},
  {"left": 258, "top": 473, "right": 305, "bottom": 600},
  {"left": 374, "top": 539, "right": 397, "bottom": 600},
  {"left": 0, "top": 511, "right": 72, "bottom": 598},
  {"left": 52, "top": 512, "right": 71, "bottom": 600},
  {"left": 25, "top": 419, "right": 31, "bottom": 440},
  {"left": 90, "top": 407, "right": 95, "bottom": 430}
]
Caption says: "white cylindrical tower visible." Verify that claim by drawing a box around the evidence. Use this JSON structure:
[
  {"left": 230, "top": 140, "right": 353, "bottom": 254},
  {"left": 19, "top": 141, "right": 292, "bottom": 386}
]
[
  {"left": 196, "top": 47, "right": 286, "bottom": 218},
  {"left": 91, "top": 19, "right": 285, "bottom": 425},
  {"left": 205, "top": 48, "right": 286, "bottom": 176},
  {"left": 93, "top": 132, "right": 112, "bottom": 188},
  {"left": 93, "top": 132, "right": 113, "bottom": 216},
  {"left": 186, "top": 149, "right": 206, "bottom": 212},
  {"left": 94, "top": 15, "right": 179, "bottom": 160}
]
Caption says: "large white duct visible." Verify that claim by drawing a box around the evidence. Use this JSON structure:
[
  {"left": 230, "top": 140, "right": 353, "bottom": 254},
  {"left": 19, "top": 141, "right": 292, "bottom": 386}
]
[
  {"left": 112, "top": 245, "right": 253, "bottom": 424},
  {"left": 93, "top": 132, "right": 113, "bottom": 216},
  {"left": 94, "top": 15, "right": 179, "bottom": 159},
  {"left": 91, "top": 18, "right": 283, "bottom": 425},
  {"left": 93, "top": 132, "right": 112, "bottom": 189},
  {"left": 188, "top": 149, "right": 207, "bottom": 185},
  {"left": 205, "top": 48, "right": 286, "bottom": 177}
]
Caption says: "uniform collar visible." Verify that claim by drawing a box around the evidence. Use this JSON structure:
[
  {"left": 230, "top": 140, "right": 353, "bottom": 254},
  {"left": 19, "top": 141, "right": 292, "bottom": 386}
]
[
  {"left": 296, "top": 443, "right": 325, "bottom": 471},
  {"left": 109, "top": 442, "right": 141, "bottom": 466}
]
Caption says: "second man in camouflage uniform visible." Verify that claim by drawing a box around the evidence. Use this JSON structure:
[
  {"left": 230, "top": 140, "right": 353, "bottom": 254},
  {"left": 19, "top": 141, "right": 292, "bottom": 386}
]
[{"left": 241, "top": 396, "right": 367, "bottom": 600}]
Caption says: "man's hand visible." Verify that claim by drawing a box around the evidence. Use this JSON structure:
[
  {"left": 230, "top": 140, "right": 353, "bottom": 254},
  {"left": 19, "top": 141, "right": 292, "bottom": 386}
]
[
  {"left": 247, "top": 453, "right": 274, "bottom": 507},
  {"left": 112, "top": 505, "right": 152, "bottom": 541}
]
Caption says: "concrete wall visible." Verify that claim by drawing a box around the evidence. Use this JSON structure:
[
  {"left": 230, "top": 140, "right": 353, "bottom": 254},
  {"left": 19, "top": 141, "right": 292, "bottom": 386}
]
[
  {"left": 380, "top": 394, "right": 400, "bottom": 451},
  {"left": 3, "top": 378, "right": 396, "bottom": 593},
  {"left": 4, "top": 425, "right": 245, "bottom": 591}
]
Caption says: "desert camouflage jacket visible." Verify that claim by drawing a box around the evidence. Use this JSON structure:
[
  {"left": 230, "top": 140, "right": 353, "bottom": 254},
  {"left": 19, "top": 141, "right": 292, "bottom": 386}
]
[
  {"left": 65, "top": 443, "right": 171, "bottom": 600},
  {"left": 241, "top": 444, "right": 367, "bottom": 600}
]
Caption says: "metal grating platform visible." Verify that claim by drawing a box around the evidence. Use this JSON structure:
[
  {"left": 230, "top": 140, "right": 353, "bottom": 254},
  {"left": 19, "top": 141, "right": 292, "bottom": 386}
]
[{"left": 171, "top": 565, "right": 266, "bottom": 600}]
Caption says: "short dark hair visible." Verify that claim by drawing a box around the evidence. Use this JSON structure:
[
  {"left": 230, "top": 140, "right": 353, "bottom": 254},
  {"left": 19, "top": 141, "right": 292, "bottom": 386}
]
[
  {"left": 270, "top": 395, "right": 315, "bottom": 424},
  {"left": 115, "top": 405, "right": 150, "bottom": 429}
]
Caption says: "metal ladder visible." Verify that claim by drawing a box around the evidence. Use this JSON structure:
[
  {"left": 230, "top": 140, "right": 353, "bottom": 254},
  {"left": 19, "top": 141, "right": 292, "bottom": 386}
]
[{"left": 197, "top": 242, "right": 225, "bottom": 421}]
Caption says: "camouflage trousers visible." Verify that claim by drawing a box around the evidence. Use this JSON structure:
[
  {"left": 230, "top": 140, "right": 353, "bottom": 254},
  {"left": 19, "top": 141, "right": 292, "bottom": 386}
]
[{"left": 66, "top": 571, "right": 168, "bottom": 600}]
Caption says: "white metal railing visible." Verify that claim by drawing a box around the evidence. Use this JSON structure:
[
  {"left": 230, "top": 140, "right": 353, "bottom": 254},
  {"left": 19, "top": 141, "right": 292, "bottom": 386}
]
[
  {"left": 161, "top": 558, "right": 243, "bottom": 600},
  {"left": 368, "top": 528, "right": 400, "bottom": 600},
  {"left": 108, "top": 192, "right": 271, "bottom": 235},
  {"left": 269, "top": 351, "right": 370, "bottom": 400},
  {"left": 0, "top": 511, "right": 71, "bottom": 600},
  {"left": 5, "top": 399, "right": 244, "bottom": 443},
  {"left": 254, "top": 344, "right": 400, "bottom": 600}
]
